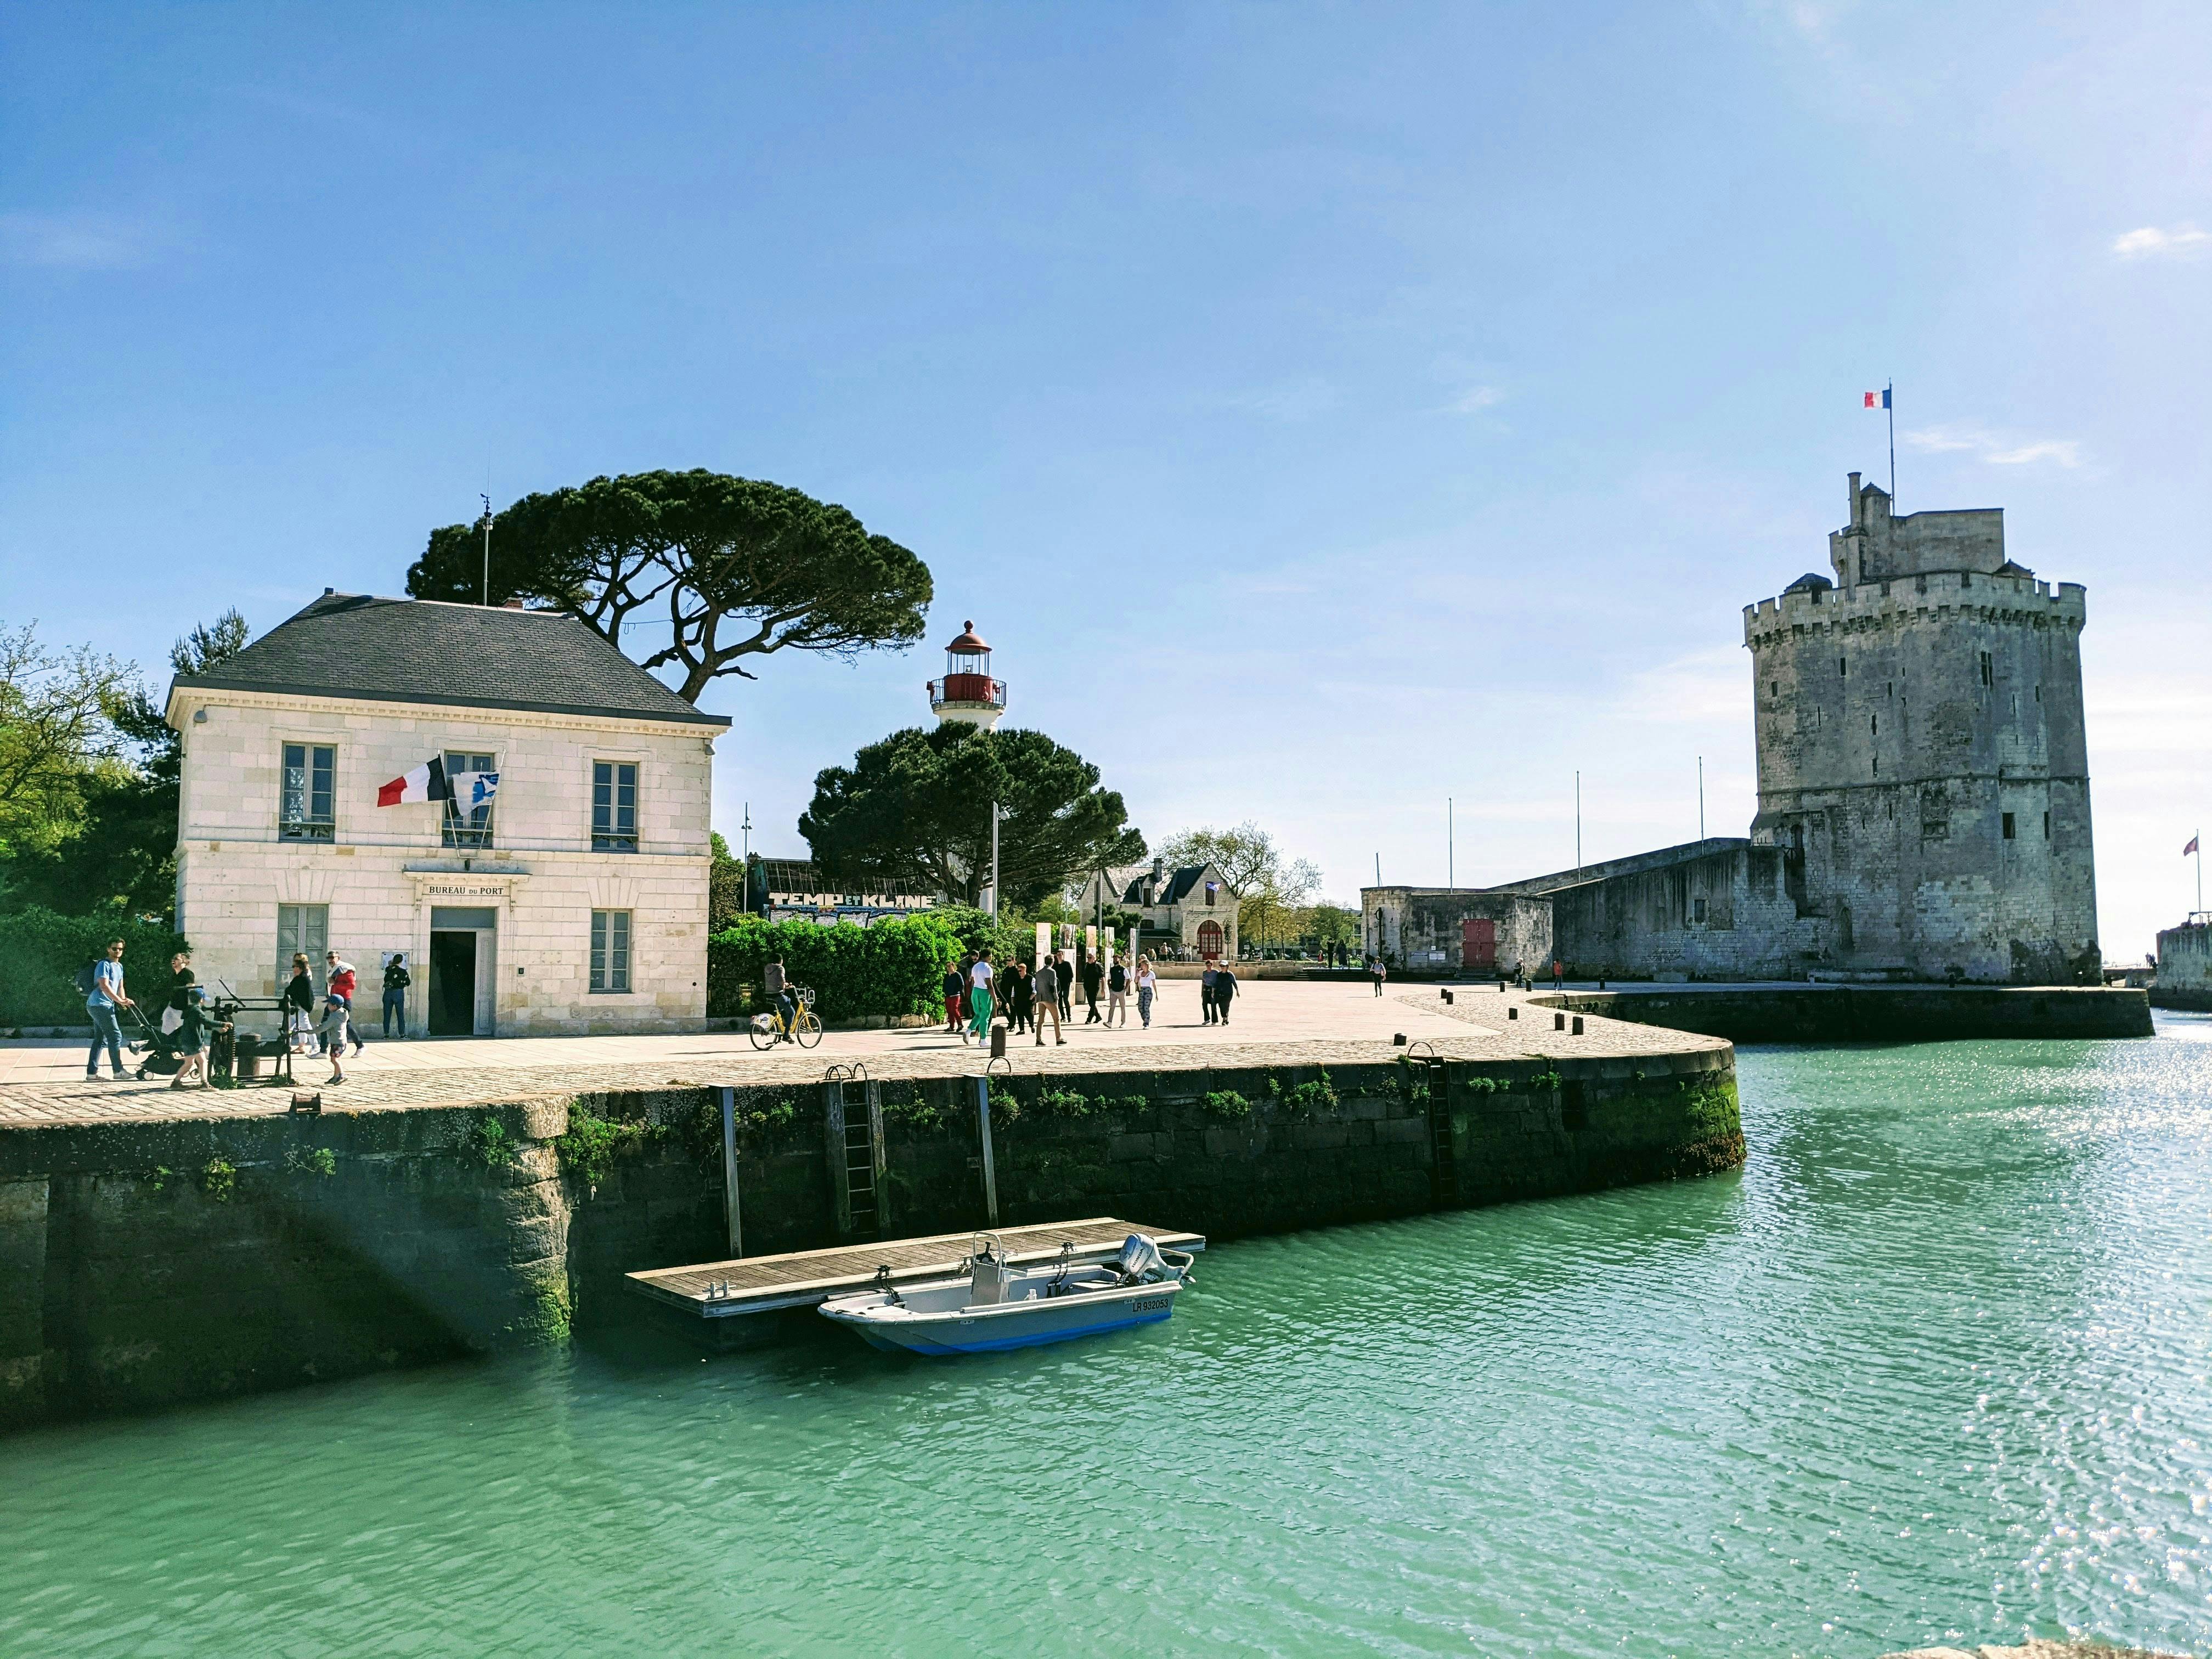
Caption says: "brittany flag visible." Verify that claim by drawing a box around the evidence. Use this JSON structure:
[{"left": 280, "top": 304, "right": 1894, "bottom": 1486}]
[
  {"left": 377, "top": 756, "right": 452, "bottom": 808},
  {"left": 1864, "top": 388, "right": 1891, "bottom": 409}
]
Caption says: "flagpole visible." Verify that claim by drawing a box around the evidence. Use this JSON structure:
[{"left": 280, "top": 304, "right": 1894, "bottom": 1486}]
[{"left": 1887, "top": 381, "right": 1895, "bottom": 504}]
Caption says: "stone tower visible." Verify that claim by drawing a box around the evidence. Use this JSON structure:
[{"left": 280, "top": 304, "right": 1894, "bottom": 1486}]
[
  {"left": 1740, "top": 476, "right": 2099, "bottom": 983},
  {"left": 927, "top": 620, "right": 1006, "bottom": 731}
]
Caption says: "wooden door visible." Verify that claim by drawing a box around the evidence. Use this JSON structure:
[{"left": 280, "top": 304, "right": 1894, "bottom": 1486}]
[{"left": 1462, "top": 917, "right": 1496, "bottom": 968}]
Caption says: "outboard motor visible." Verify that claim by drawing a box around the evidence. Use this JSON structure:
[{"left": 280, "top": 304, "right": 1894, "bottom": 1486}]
[{"left": 1116, "top": 1233, "right": 1168, "bottom": 1284}]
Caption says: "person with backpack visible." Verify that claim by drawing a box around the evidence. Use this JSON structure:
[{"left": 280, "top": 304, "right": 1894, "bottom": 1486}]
[
  {"left": 81, "top": 938, "right": 133, "bottom": 1080},
  {"left": 1106, "top": 957, "right": 1128, "bottom": 1027},
  {"left": 382, "top": 953, "right": 411, "bottom": 1037}
]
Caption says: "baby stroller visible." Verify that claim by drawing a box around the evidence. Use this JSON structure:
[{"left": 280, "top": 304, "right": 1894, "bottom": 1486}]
[{"left": 122, "top": 1000, "right": 187, "bottom": 1079}]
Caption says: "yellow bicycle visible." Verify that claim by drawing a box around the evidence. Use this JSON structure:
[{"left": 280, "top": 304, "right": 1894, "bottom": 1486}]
[{"left": 749, "top": 985, "right": 822, "bottom": 1051}]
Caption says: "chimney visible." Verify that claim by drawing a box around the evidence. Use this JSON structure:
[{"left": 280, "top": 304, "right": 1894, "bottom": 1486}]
[{"left": 1848, "top": 472, "right": 1861, "bottom": 527}]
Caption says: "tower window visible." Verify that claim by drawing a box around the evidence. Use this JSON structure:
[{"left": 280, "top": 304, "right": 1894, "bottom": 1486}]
[
  {"left": 1770, "top": 681, "right": 1778, "bottom": 698},
  {"left": 2044, "top": 811, "right": 2050, "bottom": 839},
  {"left": 1979, "top": 651, "right": 1994, "bottom": 687},
  {"left": 2002, "top": 812, "right": 2016, "bottom": 840},
  {"left": 1887, "top": 681, "right": 1893, "bottom": 698},
  {"left": 1838, "top": 657, "right": 1847, "bottom": 677},
  {"left": 2035, "top": 685, "right": 2041, "bottom": 702},
  {"left": 1870, "top": 715, "right": 1878, "bottom": 735},
  {"left": 1872, "top": 757, "right": 1879, "bottom": 776}
]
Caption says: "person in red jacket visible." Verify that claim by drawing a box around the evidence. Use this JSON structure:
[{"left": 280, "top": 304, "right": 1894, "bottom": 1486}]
[{"left": 324, "top": 951, "right": 365, "bottom": 1055}]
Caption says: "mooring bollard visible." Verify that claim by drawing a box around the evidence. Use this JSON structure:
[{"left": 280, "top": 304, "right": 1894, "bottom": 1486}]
[
  {"left": 1572, "top": 1015, "right": 1584, "bottom": 1035},
  {"left": 1508, "top": 1006, "right": 1519, "bottom": 1020},
  {"left": 990, "top": 1023, "right": 1006, "bottom": 1060},
  {"left": 1442, "top": 989, "right": 1454, "bottom": 1004},
  {"left": 1554, "top": 1011, "right": 1566, "bottom": 1030}
]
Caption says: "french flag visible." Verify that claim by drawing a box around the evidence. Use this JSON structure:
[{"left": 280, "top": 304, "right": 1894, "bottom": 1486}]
[
  {"left": 377, "top": 757, "right": 450, "bottom": 808},
  {"left": 1864, "top": 388, "right": 1891, "bottom": 409}
]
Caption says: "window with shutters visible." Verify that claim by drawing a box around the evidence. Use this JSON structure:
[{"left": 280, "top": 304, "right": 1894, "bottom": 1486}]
[
  {"left": 590, "top": 910, "right": 631, "bottom": 993},
  {"left": 279, "top": 744, "right": 336, "bottom": 840},
  {"left": 592, "top": 761, "right": 638, "bottom": 851}
]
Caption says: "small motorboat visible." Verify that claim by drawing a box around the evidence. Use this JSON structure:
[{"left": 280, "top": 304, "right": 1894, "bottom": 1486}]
[{"left": 818, "top": 1233, "right": 1196, "bottom": 1356}]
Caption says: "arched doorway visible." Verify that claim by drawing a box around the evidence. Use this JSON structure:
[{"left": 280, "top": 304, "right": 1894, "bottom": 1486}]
[{"left": 1198, "top": 919, "right": 1223, "bottom": 960}]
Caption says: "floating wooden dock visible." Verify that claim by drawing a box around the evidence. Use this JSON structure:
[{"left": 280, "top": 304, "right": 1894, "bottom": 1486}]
[{"left": 627, "top": 1217, "right": 1206, "bottom": 1321}]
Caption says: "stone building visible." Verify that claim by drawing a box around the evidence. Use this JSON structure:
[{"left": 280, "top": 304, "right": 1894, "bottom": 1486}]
[
  {"left": 1075, "top": 860, "right": 1239, "bottom": 961},
  {"left": 1363, "top": 477, "right": 2103, "bottom": 984},
  {"left": 2153, "top": 920, "right": 2212, "bottom": 1011},
  {"left": 166, "top": 591, "right": 727, "bottom": 1036}
]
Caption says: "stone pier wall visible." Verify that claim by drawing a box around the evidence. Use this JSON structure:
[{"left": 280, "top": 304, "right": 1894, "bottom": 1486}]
[{"left": 0, "top": 1047, "right": 1739, "bottom": 1430}]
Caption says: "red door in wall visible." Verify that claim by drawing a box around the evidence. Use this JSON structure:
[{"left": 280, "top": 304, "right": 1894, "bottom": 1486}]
[{"left": 1462, "top": 918, "right": 1496, "bottom": 968}]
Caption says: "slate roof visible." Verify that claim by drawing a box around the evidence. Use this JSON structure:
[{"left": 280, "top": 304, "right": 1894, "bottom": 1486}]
[
  {"left": 167, "top": 592, "right": 729, "bottom": 727},
  {"left": 1115, "top": 864, "right": 1212, "bottom": 906}
]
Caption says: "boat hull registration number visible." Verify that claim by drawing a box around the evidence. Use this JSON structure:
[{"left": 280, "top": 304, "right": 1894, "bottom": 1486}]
[{"left": 1131, "top": 1295, "right": 1173, "bottom": 1313}]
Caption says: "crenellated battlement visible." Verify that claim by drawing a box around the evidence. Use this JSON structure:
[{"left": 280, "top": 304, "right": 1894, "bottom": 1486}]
[{"left": 1743, "top": 568, "right": 2085, "bottom": 648}]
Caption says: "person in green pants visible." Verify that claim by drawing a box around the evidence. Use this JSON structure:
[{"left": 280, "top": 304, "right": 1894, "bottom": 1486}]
[{"left": 967, "top": 952, "right": 996, "bottom": 1044}]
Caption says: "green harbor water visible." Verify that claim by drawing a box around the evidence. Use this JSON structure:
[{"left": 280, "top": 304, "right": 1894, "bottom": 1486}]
[{"left": 5, "top": 1025, "right": 2211, "bottom": 1658}]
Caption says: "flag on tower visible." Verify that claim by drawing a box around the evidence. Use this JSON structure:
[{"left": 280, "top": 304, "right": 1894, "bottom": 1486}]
[
  {"left": 1863, "top": 388, "right": 1891, "bottom": 409},
  {"left": 376, "top": 757, "right": 452, "bottom": 807},
  {"left": 2187, "top": 834, "right": 2200, "bottom": 857}
]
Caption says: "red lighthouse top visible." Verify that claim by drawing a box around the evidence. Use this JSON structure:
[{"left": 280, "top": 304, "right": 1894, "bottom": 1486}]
[{"left": 929, "top": 619, "right": 1006, "bottom": 723}]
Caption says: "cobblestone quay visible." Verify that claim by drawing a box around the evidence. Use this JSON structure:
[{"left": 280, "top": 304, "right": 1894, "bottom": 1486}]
[{"left": 0, "top": 1025, "right": 1735, "bottom": 1429}]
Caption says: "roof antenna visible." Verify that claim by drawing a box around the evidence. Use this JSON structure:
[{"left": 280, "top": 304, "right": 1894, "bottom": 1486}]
[{"left": 480, "top": 488, "right": 492, "bottom": 607}]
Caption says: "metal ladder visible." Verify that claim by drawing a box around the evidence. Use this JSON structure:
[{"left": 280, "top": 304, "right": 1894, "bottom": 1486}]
[
  {"left": 1408, "top": 1051, "right": 1457, "bottom": 1206},
  {"left": 824, "top": 1065, "right": 885, "bottom": 1238}
]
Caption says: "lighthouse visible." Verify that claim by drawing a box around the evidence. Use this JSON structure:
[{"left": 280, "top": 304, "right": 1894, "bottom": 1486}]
[{"left": 927, "top": 620, "right": 1007, "bottom": 731}]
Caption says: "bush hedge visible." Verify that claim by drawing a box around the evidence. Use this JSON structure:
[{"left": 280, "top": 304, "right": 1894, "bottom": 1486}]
[
  {"left": 707, "top": 915, "right": 961, "bottom": 1024},
  {"left": 0, "top": 905, "right": 189, "bottom": 1028}
]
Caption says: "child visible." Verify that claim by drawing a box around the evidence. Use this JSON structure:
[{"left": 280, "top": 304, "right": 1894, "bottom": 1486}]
[
  {"left": 167, "top": 986, "right": 230, "bottom": 1089},
  {"left": 315, "top": 994, "right": 351, "bottom": 1084}
]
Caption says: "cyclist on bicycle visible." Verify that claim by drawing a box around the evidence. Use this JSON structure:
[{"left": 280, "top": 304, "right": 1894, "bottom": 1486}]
[{"left": 764, "top": 954, "right": 798, "bottom": 1040}]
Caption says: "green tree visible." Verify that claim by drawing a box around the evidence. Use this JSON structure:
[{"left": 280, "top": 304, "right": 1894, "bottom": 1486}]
[
  {"left": 0, "top": 622, "right": 136, "bottom": 866},
  {"left": 800, "top": 725, "right": 1143, "bottom": 910},
  {"left": 1155, "top": 821, "right": 1320, "bottom": 955},
  {"left": 708, "top": 832, "right": 748, "bottom": 929},
  {"left": 404, "top": 470, "right": 933, "bottom": 704},
  {"left": 1, "top": 611, "right": 249, "bottom": 915}
]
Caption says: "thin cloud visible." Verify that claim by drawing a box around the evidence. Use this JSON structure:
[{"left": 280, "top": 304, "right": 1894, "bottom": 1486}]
[
  {"left": 1903, "top": 423, "right": 2081, "bottom": 469},
  {"left": 0, "top": 210, "right": 161, "bottom": 270},
  {"left": 2112, "top": 224, "right": 2209, "bottom": 259},
  {"left": 1446, "top": 385, "right": 1506, "bottom": 414},
  {"left": 1224, "top": 378, "right": 1335, "bottom": 423}
]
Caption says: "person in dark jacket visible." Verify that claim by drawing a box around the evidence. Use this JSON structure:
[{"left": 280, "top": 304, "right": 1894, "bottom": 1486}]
[
  {"left": 1212, "top": 963, "right": 1239, "bottom": 1025},
  {"left": 1200, "top": 963, "right": 1219, "bottom": 1025},
  {"left": 283, "top": 954, "right": 317, "bottom": 1052},
  {"left": 167, "top": 986, "right": 230, "bottom": 1089},
  {"left": 382, "top": 953, "right": 413, "bottom": 1037},
  {"left": 1080, "top": 954, "right": 1104, "bottom": 1023},
  {"left": 161, "top": 951, "right": 196, "bottom": 1037},
  {"left": 1053, "top": 953, "right": 1074, "bottom": 1020},
  {"left": 942, "top": 963, "right": 966, "bottom": 1034},
  {"left": 1005, "top": 962, "right": 1033, "bottom": 1035}
]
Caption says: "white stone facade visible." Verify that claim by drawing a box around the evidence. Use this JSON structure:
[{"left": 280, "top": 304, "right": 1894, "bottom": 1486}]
[{"left": 168, "top": 689, "right": 721, "bottom": 1036}]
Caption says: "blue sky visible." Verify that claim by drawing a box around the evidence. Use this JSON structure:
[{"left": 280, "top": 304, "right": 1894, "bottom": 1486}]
[{"left": 4, "top": 2, "right": 2207, "bottom": 960}]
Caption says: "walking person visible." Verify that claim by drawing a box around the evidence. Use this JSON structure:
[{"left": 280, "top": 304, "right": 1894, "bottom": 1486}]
[
  {"left": 1214, "top": 961, "right": 1239, "bottom": 1026},
  {"left": 1106, "top": 957, "right": 1128, "bottom": 1027},
  {"left": 941, "top": 961, "right": 966, "bottom": 1034},
  {"left": 167, "top": 987, "right": 229, "bottom": 1090},
  {"left": 382, "top": 952, "right": 412, "bottom": 1038},
  {"left": 325, "top": 950, "right": 364, "bottom": 1054},
  {"left": 1006, "top": 961, "right": 1033, "bottom": 1035},
  {"left": 161, "top": 950, "right": 196, "bottom": 1038},
  {"left": 1136, "top": 955, "right": 1156, "bottom": 1028},
  {"left": 1551, "top": 958, "right": 1564, "bottom": 991},
  {"left": 1054, "top": 952, "right": 1075, "bottom": 1020},
  {"left": 283, "top": 953, "right": 318, "bottom": 1053},
  {"left": 1032, "top": 960, "right": 1065, "bottom": 1046},
  {"left": 1080, "top": 952, "right": 1103, "bottom": 1024},
  {"left": 315, "top": 991, "right": 350, "bottom": 1083},
  {"left": 1200, "top": 961, "right": 1219, "bottom": 1025},
  {"left": 1370, "top": 955, "right": 1388, "bottom": 997},
  {"left": 967, "top": 952, "right": 995, "bottom": 1044},
  {"left": 82, "top": 937, "right": 133, "bottom": 1080}
]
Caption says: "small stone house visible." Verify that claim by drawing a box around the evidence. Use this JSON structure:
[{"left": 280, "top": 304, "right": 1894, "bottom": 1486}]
[
  {"left": 166, "top": 590, "right": 729, "bottom": 1037},
  {"left": 1075, "top": 859, "right": 1239, "bottom": 961}
]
